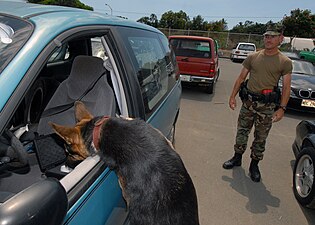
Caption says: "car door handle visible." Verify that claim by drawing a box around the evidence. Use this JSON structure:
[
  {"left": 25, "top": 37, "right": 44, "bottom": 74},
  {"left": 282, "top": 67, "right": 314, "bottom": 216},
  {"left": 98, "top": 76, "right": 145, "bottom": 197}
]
[{"left": 181, "top": 57, "right": 189, "bottom": 62}]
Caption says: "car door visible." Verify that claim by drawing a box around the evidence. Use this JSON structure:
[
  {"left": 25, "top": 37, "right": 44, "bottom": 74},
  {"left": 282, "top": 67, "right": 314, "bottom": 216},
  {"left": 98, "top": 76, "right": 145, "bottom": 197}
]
[
  {"left": 0, "top": 24, "right": 128, "bottom": 225},
  {"left": 0, "top": 10, "right": 180, "bottom": 225},
  {"left": 109, "top": 27, "right": 181, "bottom": 140}
]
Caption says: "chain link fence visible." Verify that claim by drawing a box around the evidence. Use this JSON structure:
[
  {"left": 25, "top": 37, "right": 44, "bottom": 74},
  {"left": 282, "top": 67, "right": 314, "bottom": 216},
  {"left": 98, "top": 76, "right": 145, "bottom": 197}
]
[{"left": 159, "top": 28, "right": 264, "bottom": 58}]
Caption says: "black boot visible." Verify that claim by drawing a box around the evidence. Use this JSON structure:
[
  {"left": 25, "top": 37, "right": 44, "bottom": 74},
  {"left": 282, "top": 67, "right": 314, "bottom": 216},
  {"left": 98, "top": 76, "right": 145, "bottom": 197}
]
[
  {"left": 249, "top": 159, "right": 261, "bottom": 182},
  {"left": 223, "top": 153, "right": 242, "bottom": 169}
]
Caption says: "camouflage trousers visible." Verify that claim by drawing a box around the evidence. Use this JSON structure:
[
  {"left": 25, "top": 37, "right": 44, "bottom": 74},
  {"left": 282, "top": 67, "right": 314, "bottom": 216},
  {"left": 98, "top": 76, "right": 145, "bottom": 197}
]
[{"left": 234, "top": 100, "right": 276, "bottom": 161}]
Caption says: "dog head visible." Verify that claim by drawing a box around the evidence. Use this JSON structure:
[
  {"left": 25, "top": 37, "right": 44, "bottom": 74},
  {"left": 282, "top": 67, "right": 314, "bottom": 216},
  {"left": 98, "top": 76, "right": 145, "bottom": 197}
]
[{"left": 49, "top": 101, "right": 103, "bottom": 168}]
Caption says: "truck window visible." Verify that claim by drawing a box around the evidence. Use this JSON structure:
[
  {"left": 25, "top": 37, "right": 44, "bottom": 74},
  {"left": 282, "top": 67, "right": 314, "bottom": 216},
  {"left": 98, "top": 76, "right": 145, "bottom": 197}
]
[{"left": 170, "top": 39, "right": 211, "bottom": 58}]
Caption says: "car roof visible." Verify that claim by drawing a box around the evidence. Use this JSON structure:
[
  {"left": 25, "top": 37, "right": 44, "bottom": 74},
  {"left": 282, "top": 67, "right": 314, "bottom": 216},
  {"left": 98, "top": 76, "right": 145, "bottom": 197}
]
[
  {"left": 237, "top": 42, "right": 256, "bottom": 46},
  {"left": 0, "top": 1, "right": 163, "bottom": 112},
  {"left": 292, "top": 58, "right": 313, "bottom": 64},
  {"left": 169, "top": 35, "right": 214, "bottom": 41},
  {"left": 281, "top": 51, "right": 300, "bottom": 59},
  {"left": 0, "top": 1, "right": 159, "bottom": 33}
]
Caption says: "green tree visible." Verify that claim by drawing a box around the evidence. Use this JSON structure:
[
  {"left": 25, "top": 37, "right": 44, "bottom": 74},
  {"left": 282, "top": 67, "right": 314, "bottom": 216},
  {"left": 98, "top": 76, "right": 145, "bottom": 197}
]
[
  {"left": 149, "top": 14, "right": 159, "bottom": 28},
  {"left": 159, "top": 10, "right": 189, "bottom": 29},
  {"left": 191, "top": 15, "right": 204, "bottom": 30},
  {"left": 137, "top": 14, "right": 159, "bottom": 27},
  {"left": 207, "top": 19, "right": 228, "bottom": 32},
  {"left": 282, "top": 9, "right": 315, "bottom": 38},
  {"left": 137, "top": 17, "right": 151, "bottom": 25},
  {"left": 230, "top": 20, "right": 268, "bottom": 34},
  {"left": 27, "top": 0, "right": 93, "bottom": 10},
  {"left": 158, "top": 12, "right": 227, "bottom": 31}
]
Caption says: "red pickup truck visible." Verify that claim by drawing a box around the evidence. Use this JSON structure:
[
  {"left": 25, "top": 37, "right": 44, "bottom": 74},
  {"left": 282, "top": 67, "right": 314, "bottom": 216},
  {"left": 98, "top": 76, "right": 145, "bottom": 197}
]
[{"left": 169, "top": 35, "right": 220, "bottom": 94}]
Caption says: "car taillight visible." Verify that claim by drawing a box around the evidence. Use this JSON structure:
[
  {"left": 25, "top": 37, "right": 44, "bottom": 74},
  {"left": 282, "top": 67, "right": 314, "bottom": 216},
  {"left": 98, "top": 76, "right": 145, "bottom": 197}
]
[
  {"left": 209, "top": 64, "right": 215, "bottom": 77},
  {"left": 235, "top": 51, "right": 240, "bottom": 54}
]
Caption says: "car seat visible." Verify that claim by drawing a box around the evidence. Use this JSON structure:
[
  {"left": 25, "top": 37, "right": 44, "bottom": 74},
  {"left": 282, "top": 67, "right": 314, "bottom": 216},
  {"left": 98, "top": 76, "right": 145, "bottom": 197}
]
[{"left": 37, "top": 55, "right": 116, "bottom": 135}]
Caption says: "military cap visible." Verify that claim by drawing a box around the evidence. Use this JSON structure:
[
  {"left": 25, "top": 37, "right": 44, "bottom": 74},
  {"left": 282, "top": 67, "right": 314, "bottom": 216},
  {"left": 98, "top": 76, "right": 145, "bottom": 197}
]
[{"left": 264, "top": 24, "right": 284, "bottom": 36}]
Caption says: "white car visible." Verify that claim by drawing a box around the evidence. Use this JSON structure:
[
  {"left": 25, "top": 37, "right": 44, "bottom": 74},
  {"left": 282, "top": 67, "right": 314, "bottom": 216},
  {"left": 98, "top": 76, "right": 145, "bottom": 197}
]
[{"left": 230, "top": 42, "right": 256, "bottom": 62}]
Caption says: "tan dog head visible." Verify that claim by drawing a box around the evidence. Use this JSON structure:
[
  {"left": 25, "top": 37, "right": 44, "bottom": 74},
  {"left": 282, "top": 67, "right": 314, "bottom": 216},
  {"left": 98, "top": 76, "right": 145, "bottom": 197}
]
[{"left": 49, "top": 101, "right": 95, "bottom": 168}]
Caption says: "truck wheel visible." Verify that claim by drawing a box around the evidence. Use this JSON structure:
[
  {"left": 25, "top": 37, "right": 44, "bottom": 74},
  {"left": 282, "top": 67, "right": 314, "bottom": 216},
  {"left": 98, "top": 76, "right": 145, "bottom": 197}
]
[
  {"left": 205, "top": 84, "right": 213, "bottom": 94},
  {"left": 293, "top": 147, "right": 315, "bottom": 208}
]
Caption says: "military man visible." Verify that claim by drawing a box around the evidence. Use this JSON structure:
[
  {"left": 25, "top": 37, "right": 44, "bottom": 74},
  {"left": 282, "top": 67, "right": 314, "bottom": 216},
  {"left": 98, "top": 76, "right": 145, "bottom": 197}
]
[{"left": 223, "top": 24, "right": 292, "bottom": 182}]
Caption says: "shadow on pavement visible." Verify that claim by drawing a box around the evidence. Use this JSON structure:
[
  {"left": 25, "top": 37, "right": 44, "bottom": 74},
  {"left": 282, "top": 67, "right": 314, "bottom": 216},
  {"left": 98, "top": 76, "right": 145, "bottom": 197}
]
[
  {"left": 222, "top": 167, "right": 280, "bottom": 214},
  {"left": 299, "top": 205, "right": 315, "bottom": 225},
  {"left": 181, "top": 85, "right": 215, "bottom": 102},
  {"left": 223, "top": 166, "right": 315, "bottom": 224}
]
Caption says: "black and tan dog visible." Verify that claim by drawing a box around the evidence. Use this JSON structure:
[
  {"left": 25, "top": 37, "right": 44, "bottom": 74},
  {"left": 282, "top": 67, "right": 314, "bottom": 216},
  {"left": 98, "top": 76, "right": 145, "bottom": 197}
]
[{"left": 50, "top": 101, "right": 199, "bottom": 225}]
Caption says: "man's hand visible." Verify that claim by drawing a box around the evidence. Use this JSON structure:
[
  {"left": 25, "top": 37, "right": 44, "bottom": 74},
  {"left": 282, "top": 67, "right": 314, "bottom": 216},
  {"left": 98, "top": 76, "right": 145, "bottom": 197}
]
[
  {"left": 229, "top": 97, "right": 237, "bottom": 110},
  {"left": 229, "top": 67, "right": 249, "bottom": 111},
  {"left": 272, "top": 109, "right": 285, "bottom": 122}
]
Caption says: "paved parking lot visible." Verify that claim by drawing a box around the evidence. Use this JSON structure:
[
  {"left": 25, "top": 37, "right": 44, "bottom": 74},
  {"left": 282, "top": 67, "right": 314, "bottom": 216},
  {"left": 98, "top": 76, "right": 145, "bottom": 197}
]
[{"left": 175, "top": 58, "right": 315, "bottom": 225}]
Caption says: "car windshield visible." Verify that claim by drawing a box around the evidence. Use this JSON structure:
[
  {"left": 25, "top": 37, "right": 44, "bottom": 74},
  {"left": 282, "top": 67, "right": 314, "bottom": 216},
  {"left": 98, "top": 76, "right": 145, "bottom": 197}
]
[
  {"left": 292, "top": 60, "right": 315, "bottom": 76},
  {"left": 170, "top": 39, "right": 211, "bottom": 58},
  {"left": 238, "top": 44, "right": 255, "bottom": 51},
  {"left": 0, "top": 16, "right": 33, "bottom": 73}
]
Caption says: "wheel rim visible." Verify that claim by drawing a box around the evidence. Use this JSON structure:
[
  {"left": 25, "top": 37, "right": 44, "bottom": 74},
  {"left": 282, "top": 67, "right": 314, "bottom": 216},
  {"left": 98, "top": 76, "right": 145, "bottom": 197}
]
[{"left": 295, "top": 154, "right": 314, "bottom": 198}]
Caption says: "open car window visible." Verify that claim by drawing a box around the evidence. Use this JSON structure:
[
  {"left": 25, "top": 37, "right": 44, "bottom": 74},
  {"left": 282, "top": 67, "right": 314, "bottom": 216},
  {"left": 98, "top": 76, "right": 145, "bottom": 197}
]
[{"left": 0, "top": 33, "right": 120, "bottom": 205}]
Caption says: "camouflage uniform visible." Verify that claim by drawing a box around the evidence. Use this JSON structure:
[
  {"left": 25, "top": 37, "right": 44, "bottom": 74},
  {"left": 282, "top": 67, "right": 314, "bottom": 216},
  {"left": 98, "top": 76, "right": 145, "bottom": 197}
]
[
  {"left": 234, "top": 100, "right": 276, "bottom": 160},
  {"left": 232, "top": 49, "right": 292, "bottom": 162}
]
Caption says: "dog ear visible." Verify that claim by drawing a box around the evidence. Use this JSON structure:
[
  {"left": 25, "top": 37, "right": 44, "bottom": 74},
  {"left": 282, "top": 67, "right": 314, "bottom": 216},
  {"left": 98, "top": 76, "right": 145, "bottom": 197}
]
[
  {"left": 49, "top": 122, "right": 81, "bottom": 145},
  {"left": 74, "top": 101, "right": 93, "bottom": 122}
]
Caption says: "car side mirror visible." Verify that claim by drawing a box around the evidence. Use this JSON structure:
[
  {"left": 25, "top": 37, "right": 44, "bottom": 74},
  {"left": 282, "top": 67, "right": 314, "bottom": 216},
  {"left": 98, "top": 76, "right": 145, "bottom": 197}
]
[{"left": 0, "top": 178, "right": 68, "bottom": 225}]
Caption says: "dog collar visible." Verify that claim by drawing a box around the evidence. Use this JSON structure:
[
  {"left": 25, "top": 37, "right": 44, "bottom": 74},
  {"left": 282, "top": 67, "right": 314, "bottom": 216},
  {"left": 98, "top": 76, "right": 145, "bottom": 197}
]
[{"left": 92, "top": 116, "right": 109, "bottom": 151}]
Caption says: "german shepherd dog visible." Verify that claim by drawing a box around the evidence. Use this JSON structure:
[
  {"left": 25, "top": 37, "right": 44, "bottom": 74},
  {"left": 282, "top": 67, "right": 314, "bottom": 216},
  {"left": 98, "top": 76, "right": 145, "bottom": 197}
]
[{"left": 50, "top": 101, "right": 199, "bottom": 225}]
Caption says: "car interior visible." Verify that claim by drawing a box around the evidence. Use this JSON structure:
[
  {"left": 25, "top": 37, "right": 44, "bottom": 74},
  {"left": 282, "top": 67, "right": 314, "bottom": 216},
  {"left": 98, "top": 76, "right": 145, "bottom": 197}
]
[{"left": 0, "top": 35, "right": 121, "bottom": 205}]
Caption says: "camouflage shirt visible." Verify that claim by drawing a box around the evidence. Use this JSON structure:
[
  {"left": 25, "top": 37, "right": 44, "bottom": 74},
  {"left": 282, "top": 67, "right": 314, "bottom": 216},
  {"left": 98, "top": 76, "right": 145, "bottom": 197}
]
[{"left": 243, "top": 50, "right": 292, "bottom": 93}]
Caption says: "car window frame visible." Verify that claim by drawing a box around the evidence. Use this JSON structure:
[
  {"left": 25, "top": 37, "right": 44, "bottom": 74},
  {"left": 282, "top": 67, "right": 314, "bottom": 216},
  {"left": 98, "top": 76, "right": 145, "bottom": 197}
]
[{"left": 113, "top": 27, "right": 177, "bottom": 120}]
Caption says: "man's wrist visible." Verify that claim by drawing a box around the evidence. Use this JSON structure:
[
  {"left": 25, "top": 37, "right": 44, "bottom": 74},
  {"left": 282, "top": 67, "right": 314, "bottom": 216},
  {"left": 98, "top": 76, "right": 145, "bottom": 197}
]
[{"left": 278, "top": 105, "right": 287, "bottom": 111}]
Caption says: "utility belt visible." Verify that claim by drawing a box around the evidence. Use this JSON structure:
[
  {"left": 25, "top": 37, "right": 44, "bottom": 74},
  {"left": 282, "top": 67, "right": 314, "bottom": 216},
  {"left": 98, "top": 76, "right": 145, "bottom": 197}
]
[{"left": 239, "top": 80, "right": 280, "bottom": 104}]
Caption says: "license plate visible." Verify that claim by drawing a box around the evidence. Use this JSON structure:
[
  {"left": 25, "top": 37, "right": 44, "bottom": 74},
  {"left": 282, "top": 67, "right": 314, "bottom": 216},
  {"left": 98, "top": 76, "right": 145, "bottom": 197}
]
[
  {"left": 180, "top": 75, "right": 191, "bottom": 82},
  {"left": 301, "top": 99, "right": 315, "bottom": 108}
]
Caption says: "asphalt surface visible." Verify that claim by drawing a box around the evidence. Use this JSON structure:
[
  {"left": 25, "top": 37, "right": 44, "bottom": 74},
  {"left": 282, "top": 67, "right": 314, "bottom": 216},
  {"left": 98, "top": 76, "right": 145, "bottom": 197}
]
[{"left": 174, "top": 58, "right": 315, "bottom": 225}]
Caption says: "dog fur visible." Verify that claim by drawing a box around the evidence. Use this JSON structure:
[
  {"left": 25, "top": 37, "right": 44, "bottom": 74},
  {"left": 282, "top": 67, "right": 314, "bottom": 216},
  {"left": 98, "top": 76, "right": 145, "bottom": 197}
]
[{"left": 50, "top": 101, "right": 199, "bottom": 225}]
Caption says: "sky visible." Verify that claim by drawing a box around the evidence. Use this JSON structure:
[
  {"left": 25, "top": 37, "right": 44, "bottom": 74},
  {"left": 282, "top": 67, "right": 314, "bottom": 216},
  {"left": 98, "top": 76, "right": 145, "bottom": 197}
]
[{"left": 80, "top": 0, "right": 315, "bottom": 29}]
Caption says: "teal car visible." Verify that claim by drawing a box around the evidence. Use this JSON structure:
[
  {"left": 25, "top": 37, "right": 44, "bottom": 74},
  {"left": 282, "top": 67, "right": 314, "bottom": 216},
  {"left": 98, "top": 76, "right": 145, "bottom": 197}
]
[
  {"left": 0, "top": 2, "right": 181, "bottom": 224},
  {"left": 299, "top": 48, "right": 315, "bottom": 63}
]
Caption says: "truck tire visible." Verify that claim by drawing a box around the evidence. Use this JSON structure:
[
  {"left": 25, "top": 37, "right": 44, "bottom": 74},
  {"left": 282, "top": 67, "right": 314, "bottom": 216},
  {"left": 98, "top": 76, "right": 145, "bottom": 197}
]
[{"left": 205, "top": 84, "right": 214, "bottom": 94}]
